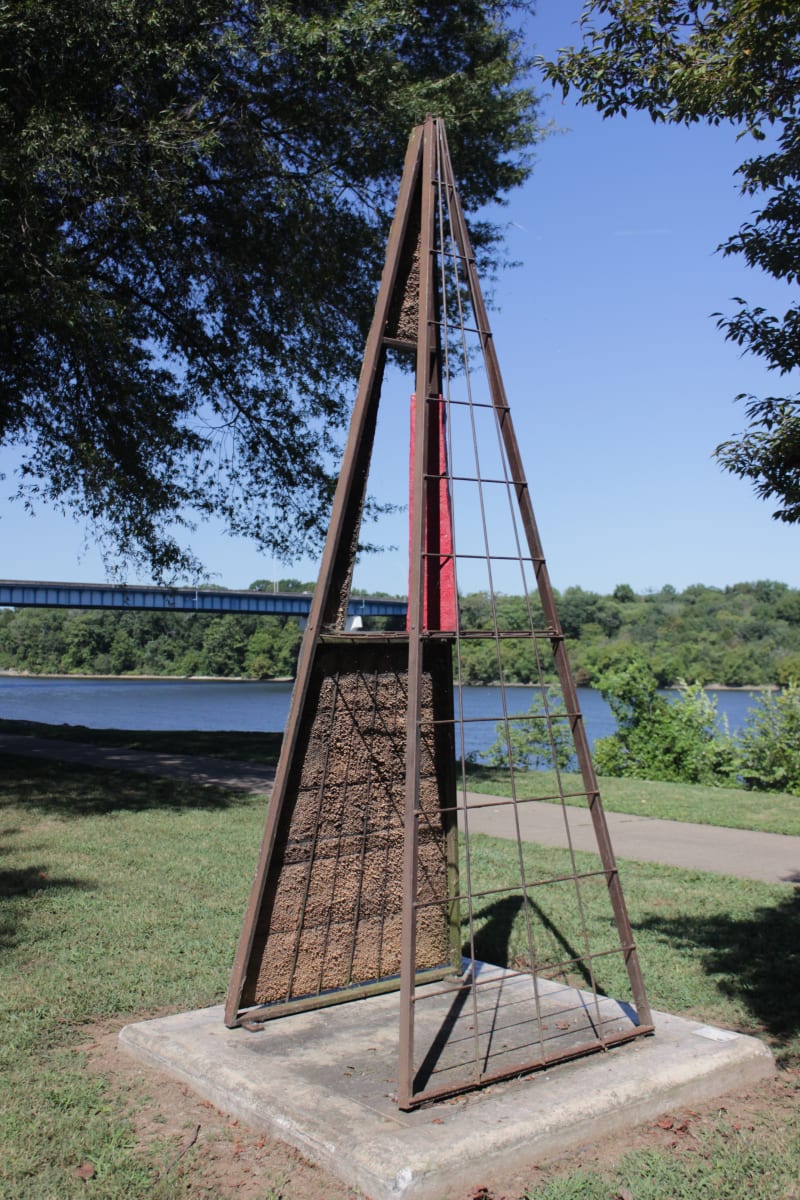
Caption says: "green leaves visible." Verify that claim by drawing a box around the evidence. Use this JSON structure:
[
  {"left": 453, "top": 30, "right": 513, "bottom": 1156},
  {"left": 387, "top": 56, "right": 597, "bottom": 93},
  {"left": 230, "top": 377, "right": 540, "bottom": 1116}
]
[
  {"left": 481, "top": 689, "right": 576, "bottom": 772},
  {"left": 541, "top": 1, "right": 800, "bottom": 526},
  {"left": 0, "top": 0, "right": 542, "bottom": 578},
  {"left": 715, "top": 393, "right": 800, "bottom": 523},
  {"left": 593, "top": 658, "right": 738, "bottom": 785},
  {"left": 593, "top": 654, "right": 800, "bottom": 795},
  {"left": 737, "top": 683, "right": 800, "bottom": 795}
]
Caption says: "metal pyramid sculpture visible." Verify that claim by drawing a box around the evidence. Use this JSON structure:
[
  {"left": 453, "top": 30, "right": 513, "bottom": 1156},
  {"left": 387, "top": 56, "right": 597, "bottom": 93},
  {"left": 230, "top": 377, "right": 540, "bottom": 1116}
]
[{"left": 226, "top": 116, "right": 653, "bottom": 1109}]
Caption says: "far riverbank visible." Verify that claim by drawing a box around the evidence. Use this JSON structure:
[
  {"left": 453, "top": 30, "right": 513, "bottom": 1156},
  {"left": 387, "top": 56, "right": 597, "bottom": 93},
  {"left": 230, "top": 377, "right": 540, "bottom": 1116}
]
[
  {"left": 0, "top": 668, "right": 776, "bottom": 691},
  {"left": 0, "top": 668, "right": 293, "bottom": 683}
]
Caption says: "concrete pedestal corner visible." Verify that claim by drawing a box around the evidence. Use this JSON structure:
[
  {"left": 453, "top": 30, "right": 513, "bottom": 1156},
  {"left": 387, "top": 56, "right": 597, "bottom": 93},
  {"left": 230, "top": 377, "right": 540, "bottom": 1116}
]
[{"left": 120, "top": 983, "right": 774, "bottom": 1200}]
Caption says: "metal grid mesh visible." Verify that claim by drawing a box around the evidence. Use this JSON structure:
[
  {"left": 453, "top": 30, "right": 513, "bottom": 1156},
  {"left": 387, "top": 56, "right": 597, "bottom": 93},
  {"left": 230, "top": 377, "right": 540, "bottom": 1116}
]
[{"left": 394, "top": 120, "right": 651, "bottom": 1108}]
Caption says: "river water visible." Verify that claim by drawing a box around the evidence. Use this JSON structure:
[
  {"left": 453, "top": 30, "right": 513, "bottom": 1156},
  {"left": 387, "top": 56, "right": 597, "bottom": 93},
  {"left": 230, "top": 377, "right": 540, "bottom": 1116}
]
[{"left": 0, "top": 675, "right": 764, "bottom": 759}]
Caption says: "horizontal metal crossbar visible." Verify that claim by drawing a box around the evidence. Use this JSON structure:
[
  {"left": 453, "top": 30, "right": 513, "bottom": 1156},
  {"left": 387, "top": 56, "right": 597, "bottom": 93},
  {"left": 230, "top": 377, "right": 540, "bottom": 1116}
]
[
  {"left": 421, "top": 708, "right": 581, "bottom": 724},
  {"left": 409, "top": 947, "right": 639, "bottom": 1005},
  {"left": 430, "top": 552, "right": 543, "bottom": 563},
  {"left": 425, "top": 472, "right": 529, "bottom": 487},
  {"left": 446, "top": 629, "right": 558, "bottom": 640},
  {"left": 412, "top": 868, "right": 615, "bottom": 910},
  {"left": 403, "top": 1025, "right": 654, "bottom": 1110},
  {"left": 422, "top": 630, "right": 562, "bottom": 642},
  {"left": 436, "top": 788, "right": 595, "bottom": 813},
  {"left": 435, "top": 398, "right": 510, "bottom": 412},
  {"left": 433, "top": 317, "right": 493, "bottom": 338}
]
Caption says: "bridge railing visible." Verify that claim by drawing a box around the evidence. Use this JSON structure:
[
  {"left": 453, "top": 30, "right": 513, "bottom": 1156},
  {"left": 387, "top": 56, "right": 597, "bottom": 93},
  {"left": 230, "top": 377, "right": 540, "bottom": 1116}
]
[{"left": 0, "top": 580, "right": 408, "bottom": 619}]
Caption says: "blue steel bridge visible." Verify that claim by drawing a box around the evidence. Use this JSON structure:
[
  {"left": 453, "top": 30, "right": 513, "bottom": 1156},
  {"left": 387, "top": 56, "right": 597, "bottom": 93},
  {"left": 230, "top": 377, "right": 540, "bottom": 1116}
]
[{"left": 0, "top": 579, "right": 408, "bottom": 623}]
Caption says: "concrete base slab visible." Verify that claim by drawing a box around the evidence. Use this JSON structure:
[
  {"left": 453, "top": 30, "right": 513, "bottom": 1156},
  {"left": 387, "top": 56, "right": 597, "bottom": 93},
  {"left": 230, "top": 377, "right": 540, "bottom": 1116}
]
[{"left": 120, "top": 977, "right": 774, "bottom": 1200}]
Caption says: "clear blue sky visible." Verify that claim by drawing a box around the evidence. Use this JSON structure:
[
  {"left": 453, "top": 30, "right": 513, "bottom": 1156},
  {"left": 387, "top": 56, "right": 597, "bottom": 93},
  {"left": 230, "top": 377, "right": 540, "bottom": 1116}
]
[{"left": 2, "top": 0, "right": 798, "bottom": 596}]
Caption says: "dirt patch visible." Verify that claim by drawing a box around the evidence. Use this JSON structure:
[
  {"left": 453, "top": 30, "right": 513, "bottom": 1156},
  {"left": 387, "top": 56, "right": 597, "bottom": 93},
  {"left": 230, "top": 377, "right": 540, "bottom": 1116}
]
[
  {"left": 510, "top": 1066, "right": 800, "bottom": 1200},
  {"left": 81, "top": 1015, "right": 360, "bottom": 1200},
  {"left": 81, "top": 1016, "right": 798, "bottom": 1200}
]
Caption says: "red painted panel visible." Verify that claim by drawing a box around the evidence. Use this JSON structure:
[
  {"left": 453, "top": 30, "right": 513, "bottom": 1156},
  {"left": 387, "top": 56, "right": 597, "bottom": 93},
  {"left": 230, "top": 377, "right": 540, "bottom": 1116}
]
[{"left": 408, "top": 394, "right": 457, "bottom": 631}]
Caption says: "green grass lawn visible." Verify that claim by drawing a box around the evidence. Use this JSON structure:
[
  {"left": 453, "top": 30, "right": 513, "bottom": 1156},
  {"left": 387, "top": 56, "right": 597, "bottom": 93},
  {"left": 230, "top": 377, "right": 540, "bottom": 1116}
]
[
  {"left": 1, "top": 753, "right": 798, "bottom": 1198},
  {"left": 2, "top": 718, "right": 798, "bottom": 835},
  {"left": 465, "top": 763, "right": 800, "bottom": 837},
  {"left": 0, "top": 755, "right": 263, "bottom": 1199}
]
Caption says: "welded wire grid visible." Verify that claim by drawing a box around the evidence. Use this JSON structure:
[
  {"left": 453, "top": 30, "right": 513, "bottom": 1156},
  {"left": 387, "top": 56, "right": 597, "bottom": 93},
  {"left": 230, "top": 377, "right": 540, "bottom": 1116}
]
[
  {"left": 397, "top": 121, "right": 651, "bottom": 1108},
  {"left": 230, "top": 639, "right": 458, "bottom": 1019}
]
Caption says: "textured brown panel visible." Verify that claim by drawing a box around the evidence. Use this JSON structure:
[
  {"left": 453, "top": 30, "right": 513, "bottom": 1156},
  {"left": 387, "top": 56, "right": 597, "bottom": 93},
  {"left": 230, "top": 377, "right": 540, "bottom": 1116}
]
[
  {"left": 240, "top": 639, "right": 455, "bottom": 1008},
  {"left": 385, "top": 218, "right": 421, "bottom": 345}
]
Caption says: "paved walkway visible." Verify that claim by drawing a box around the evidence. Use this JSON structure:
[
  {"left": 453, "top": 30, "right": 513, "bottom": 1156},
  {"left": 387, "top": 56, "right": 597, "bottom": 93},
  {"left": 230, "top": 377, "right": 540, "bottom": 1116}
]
[
  {"left": 463, "top": 791, "right": 800, "bottom": 886},
  {"left": 0, "top": 732, "right": 276, "bottom": 793},
  {"left": 3, "top": 733, "right": 799, "bottom": 886}
]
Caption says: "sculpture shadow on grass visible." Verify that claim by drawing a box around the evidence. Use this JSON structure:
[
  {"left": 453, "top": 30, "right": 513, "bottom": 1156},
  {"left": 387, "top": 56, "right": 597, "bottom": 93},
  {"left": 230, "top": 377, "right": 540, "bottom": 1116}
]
[
  {"left": 463, "top": 894, "right": 601, "bottom": 993},
  {"left": 0, "top": 864, "right": 93, "bottom": 957}
]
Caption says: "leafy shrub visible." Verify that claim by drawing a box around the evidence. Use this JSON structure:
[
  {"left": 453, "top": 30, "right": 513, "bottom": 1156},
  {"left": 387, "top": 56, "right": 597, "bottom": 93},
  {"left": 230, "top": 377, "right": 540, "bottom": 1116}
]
[
  {"left": 736, "top": 685, "right": 800, "bottom": 796},
  {"left": 592, "top": 659, "right": 737, "bottom": 785},
  {"left": 481, "top": 690, "right": 576, "bottom": 771}
]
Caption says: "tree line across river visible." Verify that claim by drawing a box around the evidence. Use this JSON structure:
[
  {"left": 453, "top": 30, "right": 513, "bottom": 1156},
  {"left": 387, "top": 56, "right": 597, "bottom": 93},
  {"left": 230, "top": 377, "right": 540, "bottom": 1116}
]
[{"left": 2, "top": 578, "right": 799, "bottom": 689}]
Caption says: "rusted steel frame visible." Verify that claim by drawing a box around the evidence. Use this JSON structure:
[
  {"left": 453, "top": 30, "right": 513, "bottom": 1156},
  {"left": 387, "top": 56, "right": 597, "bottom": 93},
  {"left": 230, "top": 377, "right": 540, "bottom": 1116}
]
[
  {"left": 411, "top": 866, "right": 612, "bottom": 909},
  {"left": 407, "top": 1022, "right": 654, "bottom": 1109},
  {"left": 438, "top": 134, "right": 652, "bottom": 1030},
  {"left": 434, "top": 118, "right": 545, "bottom": 1072},
  {"left": 443, "top": 146, "right": 649, "bottom": 1032},
  {"left": 434, "top": 192, "right": 485, "bottom": 1099},
  {"left": 398, "top": 115, "right": 440, "bottom": 1110},
  {"left": 237, "top": 963, "right": 457, "bottom": 1026},
  {"left": 408, "top": 941, "right": 641, "bottom": 1004},
  {"left": 429, "top": 124, "right": 485, "bottom": 1070},
  {"left": 224, "top": 125, "right": 426, "bottom": 1027}
]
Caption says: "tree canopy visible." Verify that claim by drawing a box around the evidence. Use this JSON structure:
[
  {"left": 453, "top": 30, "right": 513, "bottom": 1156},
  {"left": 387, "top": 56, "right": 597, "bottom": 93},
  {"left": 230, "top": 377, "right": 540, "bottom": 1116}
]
[
  {"left": 0, "top": 0, "right": 541, "bottom": 578},
  {"left": 542, "top": 1, "right": 800, "bottom": 522}
]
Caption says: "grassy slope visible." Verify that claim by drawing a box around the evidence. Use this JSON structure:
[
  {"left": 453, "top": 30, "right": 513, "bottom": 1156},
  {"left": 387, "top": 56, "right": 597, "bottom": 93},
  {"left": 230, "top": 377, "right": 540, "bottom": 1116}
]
[
  {"left": 1, "top": 754, "right": 798, "bottom": 1197},
  {"left": 1, "top": 756, "right": 259, "bottom": 1199},
  {"left": 2, "top": 719, "right": 796, "bottom": 837},
  {"left": 465, "top": 764, "right": 800, "bottom": 837}
]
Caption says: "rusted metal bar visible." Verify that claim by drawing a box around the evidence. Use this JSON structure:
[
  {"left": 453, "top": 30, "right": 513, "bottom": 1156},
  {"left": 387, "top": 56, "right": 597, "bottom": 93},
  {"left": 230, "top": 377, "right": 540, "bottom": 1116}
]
[
  {"left": 405, "top": 1022, "right": 655, "bottom": 1109},
  {"left": 398, "top": 113, "right": 440, "bottom": 1111},
  {"left": 237, "top": 963, "right": 457, "bottom": 1025}
]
